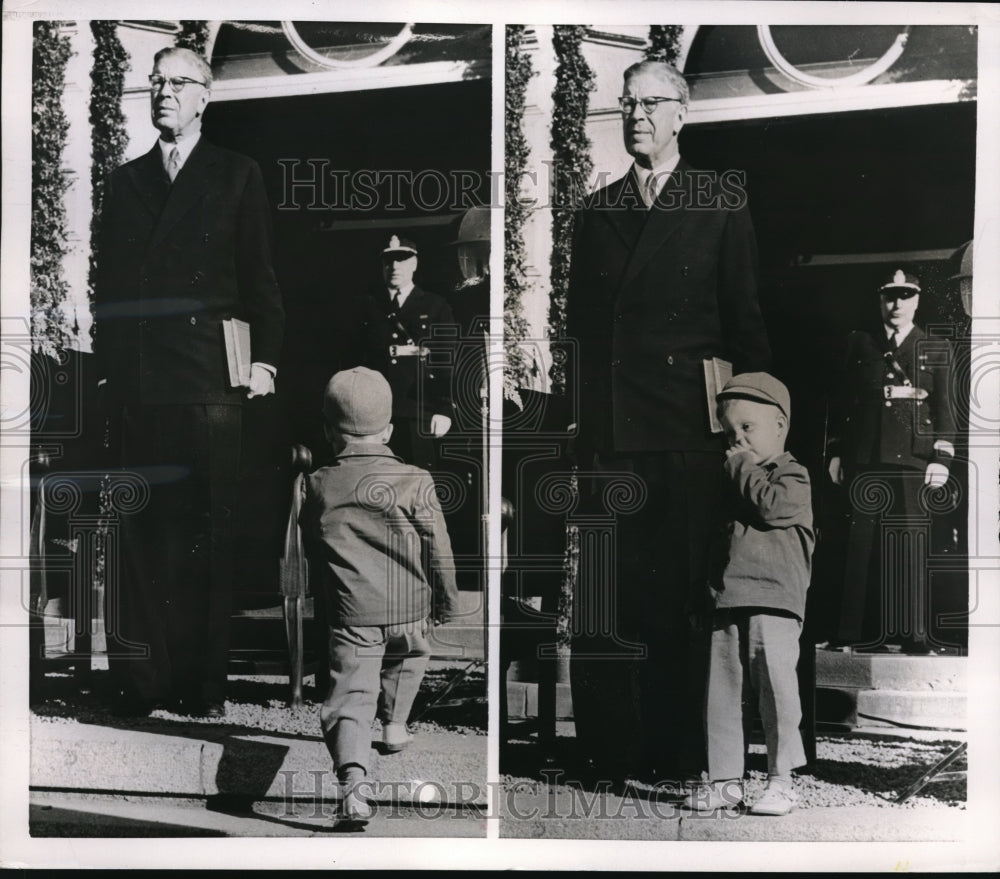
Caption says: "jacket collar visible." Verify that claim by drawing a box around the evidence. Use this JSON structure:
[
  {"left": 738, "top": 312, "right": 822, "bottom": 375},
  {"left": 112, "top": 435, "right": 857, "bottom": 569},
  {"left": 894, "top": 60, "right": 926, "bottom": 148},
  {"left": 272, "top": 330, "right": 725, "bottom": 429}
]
[
  {"left": 335, "top": 442, "right": 402, "bottom": 462},
  {"left": 762, "top": 450, "right": 795, "bottom": 470}
]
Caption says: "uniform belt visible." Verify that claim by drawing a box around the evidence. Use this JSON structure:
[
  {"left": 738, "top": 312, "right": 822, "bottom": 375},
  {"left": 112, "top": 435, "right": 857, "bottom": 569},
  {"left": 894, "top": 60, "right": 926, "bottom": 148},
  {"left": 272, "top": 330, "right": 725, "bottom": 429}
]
[
  {"left": 883, "top": 385, "right": 928, "bottom": 400},
  {"left": 389, "top": 344, "right": 428, "bottom": 358}
]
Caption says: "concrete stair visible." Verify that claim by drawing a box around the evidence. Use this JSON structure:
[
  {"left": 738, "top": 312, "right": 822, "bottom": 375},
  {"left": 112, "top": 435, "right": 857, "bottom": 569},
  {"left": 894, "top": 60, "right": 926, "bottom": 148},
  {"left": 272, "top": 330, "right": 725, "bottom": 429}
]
[
  {"left": 815, "top": 651, "right": 967, "bottom": 731},
  {"left": 505, "top": 649, "right": 969, "bottom": 733}
]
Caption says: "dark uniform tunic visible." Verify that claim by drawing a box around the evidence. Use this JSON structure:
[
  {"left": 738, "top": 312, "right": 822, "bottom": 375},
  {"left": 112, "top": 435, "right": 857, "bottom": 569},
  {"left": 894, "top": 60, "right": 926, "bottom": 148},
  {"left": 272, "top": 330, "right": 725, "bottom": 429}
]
[
  {"left": 828, "top": 325, "right": 956, "bottom": 648},
  {"left": 361, "top": 284, "right": 455, "bottom": 470}
]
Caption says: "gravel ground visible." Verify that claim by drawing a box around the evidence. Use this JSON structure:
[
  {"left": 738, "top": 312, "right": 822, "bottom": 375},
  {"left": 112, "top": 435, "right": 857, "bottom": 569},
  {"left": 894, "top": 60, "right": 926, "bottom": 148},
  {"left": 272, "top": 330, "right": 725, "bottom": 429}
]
[
  {"left": 500, "top": 732, "right": 966, "bottom": 810},
  {"left": 31, "top": 664, "right": 486, "bottom": 738}
]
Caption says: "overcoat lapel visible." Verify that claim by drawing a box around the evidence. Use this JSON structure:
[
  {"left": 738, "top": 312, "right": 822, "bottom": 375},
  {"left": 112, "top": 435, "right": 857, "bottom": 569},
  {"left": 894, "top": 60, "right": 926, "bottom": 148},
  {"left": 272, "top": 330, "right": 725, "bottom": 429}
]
[
  {"left": 595, "top": 174, "right": 644, "bottom": 252},
  {"left": 149, "top": 139, "right": 217, "bottom": 250},
  {"left": 618, "top": 159, "right": 690, "bottom": 294},
  {"left": 124, "top": 145, "right": 171, "bottom": 221}
]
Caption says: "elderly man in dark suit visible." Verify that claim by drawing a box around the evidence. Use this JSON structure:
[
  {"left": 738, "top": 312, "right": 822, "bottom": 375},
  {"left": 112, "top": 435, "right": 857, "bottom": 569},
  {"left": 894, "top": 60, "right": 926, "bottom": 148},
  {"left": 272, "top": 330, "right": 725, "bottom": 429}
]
[
  {"left": 566, "top": 60, "right": 771, "bottom": 784},
  {"left": 827, "top": 270, "right": 956, "bottom": 654},
  {"left": 94, "top": 47, "right": 284, "bottom": 717}
]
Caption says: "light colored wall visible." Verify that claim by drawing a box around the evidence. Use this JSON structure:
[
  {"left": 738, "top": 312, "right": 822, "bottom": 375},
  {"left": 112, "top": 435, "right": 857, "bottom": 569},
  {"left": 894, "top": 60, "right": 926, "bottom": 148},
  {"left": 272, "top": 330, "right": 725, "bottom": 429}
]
[{"left": 516, "top": 26, "right": 649, "bottom": 387}]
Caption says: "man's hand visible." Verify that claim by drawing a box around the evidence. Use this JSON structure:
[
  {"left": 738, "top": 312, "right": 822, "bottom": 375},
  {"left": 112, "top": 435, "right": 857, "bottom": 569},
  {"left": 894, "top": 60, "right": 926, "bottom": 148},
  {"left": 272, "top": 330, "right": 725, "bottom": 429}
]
[
  {"left": 924, "top": 462, "right": 949, "bottom": 488},
  {"left": 430, "top": 414, "right": 452, "bottom": 438},
  {"left": 828, "top": 456, "right": 844, "bottom": 485},
  {"left": 247, "top": 364, "right": 275, "bottom": 399}
]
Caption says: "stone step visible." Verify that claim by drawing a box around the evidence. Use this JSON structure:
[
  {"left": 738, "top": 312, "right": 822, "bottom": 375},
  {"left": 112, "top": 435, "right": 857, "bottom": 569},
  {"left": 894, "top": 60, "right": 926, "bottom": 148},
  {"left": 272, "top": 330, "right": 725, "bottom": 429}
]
[
  {"left": 30, "top": 716, "right": 488, "bottom": 805},
  {"left": 855, "top": 688, "right": 967, "bottom": 730},
  {"left": 815, "top": 651, "right": 966, "bottom": 691},
  {"left": 505, "top": 650, "right": 969, "bottom": 732}
]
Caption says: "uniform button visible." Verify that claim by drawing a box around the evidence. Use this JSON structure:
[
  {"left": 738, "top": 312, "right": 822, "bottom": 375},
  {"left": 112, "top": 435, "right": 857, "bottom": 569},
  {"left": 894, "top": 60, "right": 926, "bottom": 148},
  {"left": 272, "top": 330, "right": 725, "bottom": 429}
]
[
  {"left": 666, "top": 355, "right": 674, "bottom": 365},
  {"left": 428, "top": 373, "right": 436, "bottom": 380},
  {"left": 615, "top": 314, "right": 622, "bottom": 322},
  {"left": 886, "top": 372, "right": 894, "bottom": 379},
  {"left": 925, "top": 418, "right": 932, "bottom": 425},
  {"left": 392, "top": 333, "right": 399, "bottom": 339},
  {"left": 611, "top": 359, "right": 621, "bottom": 367},
  {"left": 391, "top": 359, "right": 397, "bottom": 365},
  {"left": 203, "top": 233, "right": 210, "bottom": 243},
  {"left": 190, "top": 316, "right": 196, "bottom": 325},
  {"left": 885, "top": 401, "right": 892, "bottom": 408},
  {"left": 626, "top": 417, "right": 632, "bottom": 423},
  {"left": 682, "top": 266, "right": 689, "bottom": 277}
]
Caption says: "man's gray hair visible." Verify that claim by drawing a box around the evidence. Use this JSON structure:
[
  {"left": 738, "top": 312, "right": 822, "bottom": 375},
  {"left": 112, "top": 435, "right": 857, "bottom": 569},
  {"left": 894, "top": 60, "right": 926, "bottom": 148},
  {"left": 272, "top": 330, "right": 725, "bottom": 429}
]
[
  {"left": 153, "top": 46, "right": 213, "bottom": 88},
  {"left": 623, "top": 60, "right": 689, "bottom": 107}
]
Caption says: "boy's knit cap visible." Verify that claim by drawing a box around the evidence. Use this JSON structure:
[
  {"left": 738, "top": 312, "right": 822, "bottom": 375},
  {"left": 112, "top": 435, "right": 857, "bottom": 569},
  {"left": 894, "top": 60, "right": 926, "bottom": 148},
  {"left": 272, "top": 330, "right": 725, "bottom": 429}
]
[{"left": 323, "top": 367, "right": 392, "bottom": 435}]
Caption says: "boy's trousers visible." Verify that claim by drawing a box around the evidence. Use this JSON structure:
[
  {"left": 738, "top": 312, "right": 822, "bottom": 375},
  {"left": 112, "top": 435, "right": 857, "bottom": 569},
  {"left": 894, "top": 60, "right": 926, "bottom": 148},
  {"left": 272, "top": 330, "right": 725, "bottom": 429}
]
[
  {"left": 706, "top": 609, "right": 806, "bottom": 781},
  {"left": 321, "top": 622, "right": 431, "bottom": 774}
]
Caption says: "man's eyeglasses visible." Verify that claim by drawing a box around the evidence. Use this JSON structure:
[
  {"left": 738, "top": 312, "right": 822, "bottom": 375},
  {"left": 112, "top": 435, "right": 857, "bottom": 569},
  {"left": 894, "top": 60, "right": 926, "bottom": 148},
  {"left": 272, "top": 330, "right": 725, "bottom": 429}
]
[
  {"left": 619, "top": 96, "right": 683, "bottom": 115},
  {"left": 148, "top": 75, "right": 208, "bottom": 94}
]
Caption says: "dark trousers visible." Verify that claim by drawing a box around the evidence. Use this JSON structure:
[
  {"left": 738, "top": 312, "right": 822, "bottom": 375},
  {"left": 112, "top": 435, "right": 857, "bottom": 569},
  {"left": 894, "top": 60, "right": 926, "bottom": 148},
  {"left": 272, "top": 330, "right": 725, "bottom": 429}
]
[
  {"left": 105, "top": 403, "right": 241, "bottom": 704},
  {"left": 570, "top": 450, "right": 721, "bottom": 780},
  {"left": 838, "top": 465, "right": 938, "bottom": 649}
]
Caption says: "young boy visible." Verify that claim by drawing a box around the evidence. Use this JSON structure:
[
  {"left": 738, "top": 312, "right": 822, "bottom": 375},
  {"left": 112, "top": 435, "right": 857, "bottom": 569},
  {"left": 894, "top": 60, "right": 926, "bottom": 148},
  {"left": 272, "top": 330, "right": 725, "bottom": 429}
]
[
  {"left": 683, "top": 372, "right": 815, "bottom": 816},
  {"left": 300, "top": 367, "right": 459, "bottom": 821}
]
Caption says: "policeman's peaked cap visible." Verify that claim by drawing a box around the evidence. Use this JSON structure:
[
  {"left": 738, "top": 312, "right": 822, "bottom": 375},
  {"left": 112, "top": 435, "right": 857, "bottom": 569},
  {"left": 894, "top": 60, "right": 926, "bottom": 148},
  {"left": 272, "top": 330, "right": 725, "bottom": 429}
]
[
  {"left": 878, "top": 269, "right": 921, "bottom": 297},
  {"left": 383, "top": 235, "right": 418, "bottom": 257}
]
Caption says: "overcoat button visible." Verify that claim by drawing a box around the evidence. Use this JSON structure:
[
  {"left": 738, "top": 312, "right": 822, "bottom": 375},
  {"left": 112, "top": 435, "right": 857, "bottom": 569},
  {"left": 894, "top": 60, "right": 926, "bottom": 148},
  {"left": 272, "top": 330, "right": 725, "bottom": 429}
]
[
  {"left": 666, "top": 356, "right": 674, "bottom": 365},
  {"left": 886, "top": 372, "right": 894, "bottom": 379},
  {"left": 611, "top": 359, "right": 621, "bottom": 367},
  {"left": 203, "top": 234, "right": 210, "bottom": 243},
  {"left": 190, "top": 316, "right": 196, "bottom": 325},
  {"left": 885, "top": 401, "right": 892, "bottom": 408}
]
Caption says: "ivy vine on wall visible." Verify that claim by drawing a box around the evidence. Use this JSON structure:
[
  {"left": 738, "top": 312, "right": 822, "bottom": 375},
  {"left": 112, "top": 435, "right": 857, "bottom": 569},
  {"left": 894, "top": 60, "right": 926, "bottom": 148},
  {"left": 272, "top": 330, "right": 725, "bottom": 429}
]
[
  {"left": 176, "top": 21, "right": 212, "bottom": 54},
  {"left": 89, "top": 21, "right": 130, "bottom": 345},
  {"left": 31, "top": 21, "right": 75, "bottom": 356},
  {"left": 548, "top": 25, "right": 594, "bottom": 395},
  {"left": 647, "top": 25, "right": 684, "bottom": 64},
  {"left": 503, "top": 25, "right": 534, "bottom": 399}
]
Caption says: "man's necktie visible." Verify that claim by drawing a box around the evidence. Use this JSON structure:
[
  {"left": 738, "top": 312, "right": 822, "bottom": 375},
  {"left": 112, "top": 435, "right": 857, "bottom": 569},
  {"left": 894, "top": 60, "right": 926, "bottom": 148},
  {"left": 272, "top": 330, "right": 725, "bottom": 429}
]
[
  {"left": 166, "top": 147, "right": 180, "bottom": 183},
  {"left": 391, "top": 292, "right": 401, "bottom": 312},
  {"left": 890, "top": 331, "right": 900, "bottom": 350},
  {"left": 643, "top": 173, "right": 658, "bottom": 209}
]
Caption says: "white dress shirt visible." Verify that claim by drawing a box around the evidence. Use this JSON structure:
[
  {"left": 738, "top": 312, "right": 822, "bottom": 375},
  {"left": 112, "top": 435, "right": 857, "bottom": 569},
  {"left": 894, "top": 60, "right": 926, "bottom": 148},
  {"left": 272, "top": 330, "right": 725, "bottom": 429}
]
[{"left": 633, "top": 153, "right": 682, "bottom": 204}]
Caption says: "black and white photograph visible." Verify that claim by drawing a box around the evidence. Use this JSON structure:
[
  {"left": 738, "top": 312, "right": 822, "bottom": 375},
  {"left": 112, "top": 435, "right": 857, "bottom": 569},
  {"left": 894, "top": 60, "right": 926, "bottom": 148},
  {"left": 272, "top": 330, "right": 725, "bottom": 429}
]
[
  {"left": 7, "top": 13, "right": 490, "bottom": 843},
  {"left": 498, "top": 17, "right": 997, "bottom": 850},
  {"left": 2, "top": 0, "right": 999, "bottom": 872}
]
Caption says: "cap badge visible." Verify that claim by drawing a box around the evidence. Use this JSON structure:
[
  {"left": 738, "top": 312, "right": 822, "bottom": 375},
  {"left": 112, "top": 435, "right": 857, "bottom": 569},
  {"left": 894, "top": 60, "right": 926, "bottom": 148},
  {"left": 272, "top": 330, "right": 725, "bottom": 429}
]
[
  {"left": 389, "top": 235, "right": 401, "bottom": 250},
  {"left": 893, "top": 269, "right": 906, "bottom": 285}
]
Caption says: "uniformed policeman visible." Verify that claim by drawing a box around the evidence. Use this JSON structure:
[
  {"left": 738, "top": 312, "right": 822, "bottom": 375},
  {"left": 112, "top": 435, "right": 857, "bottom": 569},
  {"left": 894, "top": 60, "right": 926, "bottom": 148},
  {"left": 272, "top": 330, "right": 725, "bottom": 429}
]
[
  {"left": 361, "top": 235, "right": 455, "bottom": 470},
  {"left": 827, "top": 269, "right": 957, "bottom": 653}
]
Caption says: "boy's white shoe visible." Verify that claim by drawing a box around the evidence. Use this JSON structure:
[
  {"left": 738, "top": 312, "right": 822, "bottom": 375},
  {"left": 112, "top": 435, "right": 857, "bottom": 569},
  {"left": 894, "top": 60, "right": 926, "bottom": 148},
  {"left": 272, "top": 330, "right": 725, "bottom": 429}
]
[
  {"left": 750, "top": 781, "right": 797, "bottom": 816},
  {"left": 382, "top": 721, "right": 414, "bottom": 753},
  {"left": 680, "top": 779, "right": 745, "bottom": 813},
  {"left": 339, "top": 786, "right": 373, "bottom": 822}
]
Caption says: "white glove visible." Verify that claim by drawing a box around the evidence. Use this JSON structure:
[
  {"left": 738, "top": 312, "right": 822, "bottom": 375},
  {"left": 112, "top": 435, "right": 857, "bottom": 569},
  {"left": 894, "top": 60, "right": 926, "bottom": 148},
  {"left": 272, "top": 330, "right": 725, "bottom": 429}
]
[
  {"left": 828, "top": 456, "right": 844, "bottom": 485},
  {"left": 247, "top": 363, "right": 275, "bottom": 398},
  {"left": 924, "top": 462, "right": 949, "bottom": 487},
  {"left": 430, "top": 414, "right": 452, "bottom": 438}
]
